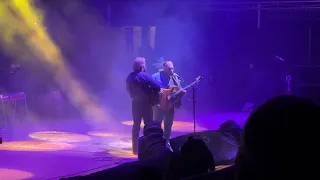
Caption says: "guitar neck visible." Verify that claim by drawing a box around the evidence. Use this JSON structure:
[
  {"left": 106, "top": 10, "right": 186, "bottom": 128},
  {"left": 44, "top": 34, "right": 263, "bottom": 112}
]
[{"left": 177, "top": 81, "right": 198, "bottom": 93}]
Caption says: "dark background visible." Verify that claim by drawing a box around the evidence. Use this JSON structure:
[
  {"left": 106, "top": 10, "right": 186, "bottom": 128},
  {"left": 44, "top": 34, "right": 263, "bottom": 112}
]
[{"left": 1, "top": 0, "right": 320, "bottom": 115}]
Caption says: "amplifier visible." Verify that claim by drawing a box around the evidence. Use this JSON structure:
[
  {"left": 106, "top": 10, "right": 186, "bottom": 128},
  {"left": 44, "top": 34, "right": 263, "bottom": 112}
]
[{"left": 0, "top": 92, "right": 26, "bottom": 101}]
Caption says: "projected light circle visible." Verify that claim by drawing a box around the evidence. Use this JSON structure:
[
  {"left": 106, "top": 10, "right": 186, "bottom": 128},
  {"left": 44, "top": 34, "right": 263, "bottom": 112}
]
[
  {"left": 121, "top": 120, "right": 207, "bottom": 132},
  {"left": 29, "top": 131, "right": 91, "bottom": 143},
  {"left": 216, "top": 165, "right": 232, "bottom": 171},
  {"left": 107, "top": 139, "right": 137, "bottom": 159},
  {"left": 108, "top": 150, "right": 137, "bottom": 159},
  {"left": 0, "top": 141, "right": 74, "bottom": 151},
  {"left": 0, "top": 168, "right": 33, "bottom": 180},
  {"left": 87, "top": 131, "right": 129, "bottom": 138}
]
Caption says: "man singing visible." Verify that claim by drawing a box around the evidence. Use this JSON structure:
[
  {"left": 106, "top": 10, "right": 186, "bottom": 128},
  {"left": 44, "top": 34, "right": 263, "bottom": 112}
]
[
  {"left": 126, "top": 57, "right": 161, "bottom": 155},
  {"left": 152, "top": 61, "right": 185, "bottom": 150}
]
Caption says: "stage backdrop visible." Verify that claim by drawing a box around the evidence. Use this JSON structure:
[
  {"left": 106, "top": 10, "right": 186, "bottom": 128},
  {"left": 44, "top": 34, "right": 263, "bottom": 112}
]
[{"left": 154, "top": 10, "right": 316, "bottom": 111}]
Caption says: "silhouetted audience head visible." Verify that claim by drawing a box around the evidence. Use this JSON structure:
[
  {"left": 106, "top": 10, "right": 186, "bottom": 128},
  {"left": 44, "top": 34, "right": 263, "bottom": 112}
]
[
  {"left": 140, "top": 165, "right": 163, "bottom": 180},
  {"left": 165, "top": 136, "right": 215, "bottom": 179},
  {"left": 181, "top": 137, "right": 215, "bottom": 176},
  {"left": 143, "top": 121, "right": 163, "bottom": 136},
  {"left": 139, "top": 121, "right": 171, "bottom": 160},
  {"left": 236, "top": 95, "right": 320, "bottom": 180}
]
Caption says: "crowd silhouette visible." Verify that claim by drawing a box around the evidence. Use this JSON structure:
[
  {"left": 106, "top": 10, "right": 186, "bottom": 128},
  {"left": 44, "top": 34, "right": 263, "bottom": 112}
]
[{"left": 62, "top": 95, "right": 320, "bottom": 180}]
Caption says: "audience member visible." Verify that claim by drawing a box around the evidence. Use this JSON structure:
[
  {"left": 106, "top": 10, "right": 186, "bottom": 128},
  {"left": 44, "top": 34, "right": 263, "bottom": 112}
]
[
  {"left": 139, "top": 121, "right": 171, "bottom": 160},
  {"left": 62, "top": 122, "right": 172, "bottom": 180},
  {"left": 180, "top": 165, "right": 236, "bottom": 180},
  {"left": 235, "top": 95, "right": 320, "bottom": 180},
  {"left": 64, "top": 95, "right": 320, "bottom": 180},
  {"left": 181, "top": 137, "right": 215, "bottom": 173},
  {"left": 165, "top": 136, "right": 215, "bottom": 179}
]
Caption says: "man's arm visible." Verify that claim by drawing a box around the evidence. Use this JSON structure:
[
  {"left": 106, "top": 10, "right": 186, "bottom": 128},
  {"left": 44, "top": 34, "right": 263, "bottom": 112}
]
[
  {"left": 173, "top": 73, "right": 186, "bottom": 97},
  {"left": 145, "top": 73, "right": 161, "bottom": 90},
  {"left": 152, "top": 72, "right": 164, "bottom": 96},
  {"left": 126, "top": 81, "right": 130, "bottom": 94},
  {"left": 151, "top": 73, "right": 158, "bottom": 82},
  {"left": 125, "top": 78, "right": 132, "bottom": 96}
]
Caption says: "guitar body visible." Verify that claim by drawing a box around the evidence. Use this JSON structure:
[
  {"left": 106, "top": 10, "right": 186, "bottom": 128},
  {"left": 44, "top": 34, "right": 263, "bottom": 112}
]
[
  {"left": 158, "top": 76, "right": 203, "bottom": 110},
  {"left": 159, "top": 85, "right": 182, "bottom": 110}
]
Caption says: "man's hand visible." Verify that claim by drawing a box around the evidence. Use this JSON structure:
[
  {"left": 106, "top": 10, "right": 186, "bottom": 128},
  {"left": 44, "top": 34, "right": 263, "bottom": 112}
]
[
  {"left": 181, "top": 89, "right": 186, "bottom": 95},
  {"left": 159, "top": 89, "right": 164, "bottom": 97}
]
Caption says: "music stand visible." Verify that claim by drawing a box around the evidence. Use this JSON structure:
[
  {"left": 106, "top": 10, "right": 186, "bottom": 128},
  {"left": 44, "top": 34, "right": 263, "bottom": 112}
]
[{"left": 0, "top": 92, "right": 28, "bottom": 125}]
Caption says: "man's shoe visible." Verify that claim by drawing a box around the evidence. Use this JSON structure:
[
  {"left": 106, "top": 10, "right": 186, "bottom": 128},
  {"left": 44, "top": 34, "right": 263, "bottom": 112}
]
[{"left": 166, "top": 140, "right": 173, "bottom": 152}]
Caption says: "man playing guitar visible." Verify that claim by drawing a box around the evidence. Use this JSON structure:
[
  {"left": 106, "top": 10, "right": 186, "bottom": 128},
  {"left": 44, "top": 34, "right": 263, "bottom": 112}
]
[
  {"left": 126, "top": 57, "right": 161, "bottom": 154},
  {"left": 152, "top": 61, "right": 186, "bottom": 150}
]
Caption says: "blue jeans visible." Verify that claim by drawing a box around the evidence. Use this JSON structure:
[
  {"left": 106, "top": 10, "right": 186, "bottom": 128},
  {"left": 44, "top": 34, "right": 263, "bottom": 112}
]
[
  {"left": 153, "top": 107, "right": 174, "bottom": 140},
  {"left": 132, "top": 101, "right": 153, "bottom": 153}
]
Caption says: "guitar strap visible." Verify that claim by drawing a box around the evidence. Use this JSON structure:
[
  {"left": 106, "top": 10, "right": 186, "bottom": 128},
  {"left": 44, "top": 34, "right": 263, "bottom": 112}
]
[
  {"left": 171, "top": 75, "right": 179, "bottom": 86},
  {"left": 171, "top": 75, "right": 182, "bottom": 108}
]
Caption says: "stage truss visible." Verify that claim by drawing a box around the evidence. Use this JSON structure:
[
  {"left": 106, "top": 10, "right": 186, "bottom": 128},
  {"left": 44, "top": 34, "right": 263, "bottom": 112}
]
[
  {"left": 182, "top": 1, "right": 320, "bottom": 22},
  {"left": 109, "top": 1, "right": 320, "bottom": 65},
  {"left": 105, "top": 1, "right": 320, "bottom": 25},
  {"left": 188, "top": 1, "right": 320, "bottom": 87},
  {"left": 190, "top": 1, "right": 320, "bottom": 11}
]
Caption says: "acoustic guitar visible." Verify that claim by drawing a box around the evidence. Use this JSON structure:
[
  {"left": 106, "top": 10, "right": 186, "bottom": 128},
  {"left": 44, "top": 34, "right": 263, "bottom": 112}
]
[{"left": 159, "top": 76, "right": 203, "bottom": 110}]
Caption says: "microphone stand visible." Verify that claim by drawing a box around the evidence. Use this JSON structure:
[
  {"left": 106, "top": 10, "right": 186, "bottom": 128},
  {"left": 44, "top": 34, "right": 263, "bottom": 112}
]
[
  {"left": 286, "top": 75, "right": 292, "bottom": 94},
  {"left": 178, "top": 77, "right": 199, "bottom": 133},
  {"left": 191, "top": 85, "right": 197, "bottom": 133}
]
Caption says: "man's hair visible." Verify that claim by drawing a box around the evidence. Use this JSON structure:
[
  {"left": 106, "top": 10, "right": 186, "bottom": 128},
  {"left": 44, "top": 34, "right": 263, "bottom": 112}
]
[
  {"left": 133, "top": 57, "right": 146, "bottom": 71},
  {"left": 140, "top": 122, "right": 170, "bottom": 160},
  {"left": 163, "top": 61, "right": 173, "bottom": 67},
  {"left": 180, "top": 136, "right": 215, "bottom": 175}
]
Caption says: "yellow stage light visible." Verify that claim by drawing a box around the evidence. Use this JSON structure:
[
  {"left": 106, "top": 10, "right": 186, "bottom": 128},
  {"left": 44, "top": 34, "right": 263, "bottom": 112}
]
[
  {"left": 108, "top": 150, "right": 137, "bottom": 159},
  {"left": 107, "top": 139, "right": 132, "bottom": 149},
  {"left": 215, "top": 165, "right": 232, "bottom": 170},
  {"left": 106, "top": 139, "right": 137, "bottom": 158},
  {"left": 29, "top": 131, "right": 91, "bottom": 143},
  {"left": 121, "top": 120, "right": 207, "bottom": 132},
  {"left": 0, "top": 0, "right": 110, "bottom": 123},
  {"left": 0, "top": 168, "right": 33, "bottom": 180},
  {"left": 0, "top": 141, "right": 74, "bottom": 151},
  {"left": 87, "top": 131, "right": 129, "bottom": 138}
]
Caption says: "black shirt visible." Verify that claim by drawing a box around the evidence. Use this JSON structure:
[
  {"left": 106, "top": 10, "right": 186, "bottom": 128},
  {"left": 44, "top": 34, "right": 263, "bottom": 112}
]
[{"left": 126, "top": 71, "right": 161, "bottom": 103}]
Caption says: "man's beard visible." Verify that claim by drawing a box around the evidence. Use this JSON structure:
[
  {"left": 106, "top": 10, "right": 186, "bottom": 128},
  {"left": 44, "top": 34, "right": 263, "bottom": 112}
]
[{"left": 165, "top": 70, "right": 173, "bottom": 76}]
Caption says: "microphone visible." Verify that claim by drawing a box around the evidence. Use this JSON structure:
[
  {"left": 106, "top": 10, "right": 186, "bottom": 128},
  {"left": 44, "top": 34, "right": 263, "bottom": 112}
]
[{"left": 174, "top": 74, "right": 184, "bottom": 81}]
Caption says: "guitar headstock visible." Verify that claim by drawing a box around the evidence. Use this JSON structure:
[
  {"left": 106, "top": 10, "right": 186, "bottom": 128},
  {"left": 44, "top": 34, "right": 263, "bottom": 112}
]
[{"left": 196, "top": 76, "right": 203, "bottom": 82}]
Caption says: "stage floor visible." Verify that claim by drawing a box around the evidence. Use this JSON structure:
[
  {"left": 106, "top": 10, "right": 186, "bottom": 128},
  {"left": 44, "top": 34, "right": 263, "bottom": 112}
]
[{"left": 0, "top": 111, "right": 249, "bottom": 180}]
